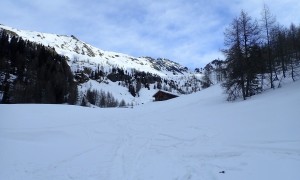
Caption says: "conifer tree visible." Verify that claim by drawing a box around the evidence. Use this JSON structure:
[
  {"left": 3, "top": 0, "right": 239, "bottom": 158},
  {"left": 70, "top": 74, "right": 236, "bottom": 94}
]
[{"left": 222, "top": 10, "right": 260, "bottom": 100}]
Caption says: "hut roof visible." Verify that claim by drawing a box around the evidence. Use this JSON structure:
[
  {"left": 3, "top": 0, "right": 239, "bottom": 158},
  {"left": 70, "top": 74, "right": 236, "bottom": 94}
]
[
  {"left": 152, "top": 90, "right": 178, "bottom": 97},
  {"left": 153, "top": 90, "right": 179, "bottom": 101}
]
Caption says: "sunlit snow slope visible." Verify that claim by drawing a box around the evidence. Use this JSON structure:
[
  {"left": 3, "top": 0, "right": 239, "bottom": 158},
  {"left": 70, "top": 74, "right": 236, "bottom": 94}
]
[
  {"left": 0, "top": 24, "right": 190, "bottom": 77},
  {"left": 1, "top": 81, "right": 300, "bottom": 180},
  {"left": 0, "top": 24, "right": 203, "bottom": 104}
]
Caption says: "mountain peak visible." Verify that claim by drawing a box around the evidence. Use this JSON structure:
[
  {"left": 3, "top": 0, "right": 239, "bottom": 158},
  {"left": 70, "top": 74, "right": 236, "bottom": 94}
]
[{"left": 0, "top": 24, "right": 204, "bottom": 105}]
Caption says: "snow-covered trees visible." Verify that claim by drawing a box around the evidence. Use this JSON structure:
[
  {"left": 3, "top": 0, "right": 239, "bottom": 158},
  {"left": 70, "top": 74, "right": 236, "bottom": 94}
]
[
  {"left": 84, "top": 89, "right": 121, "bottom": 108},
  {"left": 201, "top": 64, "right": 213, "bottom": 89}
]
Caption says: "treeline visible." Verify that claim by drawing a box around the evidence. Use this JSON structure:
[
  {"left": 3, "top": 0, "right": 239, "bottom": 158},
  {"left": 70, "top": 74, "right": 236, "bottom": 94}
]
[
  {"left": 82, "top": 89, "right": 126, "bottom": 108},
  {"left": 74, "top": 65, "right": 161, "bottom": 97},
  {"left": 108, "top": 68, "right": 160, "bottom": 97},
  {"left": 222, "top": 5, "right": 300, "bottom": 101},
  {"left": 75, "top": 64, "right": 201, "bottom": 97},
  {"left": 0, "top": 31, "right": 78, "bottom": 104}
]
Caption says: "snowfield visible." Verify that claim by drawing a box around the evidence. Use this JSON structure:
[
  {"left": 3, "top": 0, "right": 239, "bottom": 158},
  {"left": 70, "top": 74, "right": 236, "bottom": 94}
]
[{"left": 1, "top": 81, "right": 300, "bottom": 180}]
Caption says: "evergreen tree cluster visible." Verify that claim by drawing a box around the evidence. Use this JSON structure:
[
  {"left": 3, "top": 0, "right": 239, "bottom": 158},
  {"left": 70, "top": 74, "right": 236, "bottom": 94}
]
[
  {"left": 82, "top": 89, "right": 125, "bottom": 108},
  {"left": 0, "top": 31, "right": 77, "bottom": 104},
  {"left": 222, "top": 6, "right": 300, "bottom": 101},
  {"left": 107, "top": 67, "right": 163, "bottom": 97}
]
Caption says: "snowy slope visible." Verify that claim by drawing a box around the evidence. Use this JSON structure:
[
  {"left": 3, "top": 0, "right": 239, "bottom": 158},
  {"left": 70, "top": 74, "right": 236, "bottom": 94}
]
[
  {"left": 1, "top": 81, "right": 300, "bottom": 180},
  {"left": 0, "top": 24, "right": 202, "bottom": 104},
  {"left": 0, "top": 24, "right": 190, "bottom": 77}
]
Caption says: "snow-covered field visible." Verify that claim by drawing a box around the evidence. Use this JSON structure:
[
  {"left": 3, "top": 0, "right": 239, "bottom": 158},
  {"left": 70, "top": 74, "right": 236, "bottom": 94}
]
[{"left": 1, "top": 81, "right": 300, "bottom": 180}]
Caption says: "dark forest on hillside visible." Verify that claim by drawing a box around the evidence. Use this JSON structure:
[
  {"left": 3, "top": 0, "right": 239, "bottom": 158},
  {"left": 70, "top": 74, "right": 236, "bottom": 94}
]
[{"left": 0, "top": 31, "right": 78, "bottom": 104}]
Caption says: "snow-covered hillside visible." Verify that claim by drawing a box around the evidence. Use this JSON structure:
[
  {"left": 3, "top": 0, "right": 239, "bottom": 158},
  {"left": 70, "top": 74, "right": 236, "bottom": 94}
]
[
  {"left": 1, "top": 80, "right": 299, "bottom": 180},
  {"left": 0, "top": 24, "right": 203, "bottom": 105},
  {"left": 0, "top": 24, "right": 183, "bottom": 77}
]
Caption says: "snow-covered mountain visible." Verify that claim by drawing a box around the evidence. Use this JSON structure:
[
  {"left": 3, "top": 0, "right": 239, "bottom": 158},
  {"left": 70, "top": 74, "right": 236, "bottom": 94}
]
[
  {"left": 0, "top": 24, "right": 203, "bottom": 105},
  {"left": 0, "top": 24, "right": 188, "bottom": 77}
]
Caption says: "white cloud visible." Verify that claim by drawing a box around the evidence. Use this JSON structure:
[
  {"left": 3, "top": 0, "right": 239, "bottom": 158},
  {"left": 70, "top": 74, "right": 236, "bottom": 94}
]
[{"left": 0, "top": 0, "right": 299, "bottom": 68}]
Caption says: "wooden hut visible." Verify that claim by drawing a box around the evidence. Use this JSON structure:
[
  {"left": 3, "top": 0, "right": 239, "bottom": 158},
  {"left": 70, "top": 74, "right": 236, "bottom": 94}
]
[{"left": 152, "top": 90, "right": 178, "bottom": 101}]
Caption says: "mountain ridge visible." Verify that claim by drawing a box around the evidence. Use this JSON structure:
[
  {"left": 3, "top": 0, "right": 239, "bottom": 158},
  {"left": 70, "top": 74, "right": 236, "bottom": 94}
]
[
  {"left": 0, "top": 24, "right": 191, "bottom": 77},
  {"left": 0, "top": 24, "right": 204, "bottom": 106}
]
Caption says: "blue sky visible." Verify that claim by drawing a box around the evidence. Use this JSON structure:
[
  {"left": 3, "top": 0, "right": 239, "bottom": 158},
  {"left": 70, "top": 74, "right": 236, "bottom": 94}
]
[{"left": 1, "top": 0, "right": 299, "bottom": 68}]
